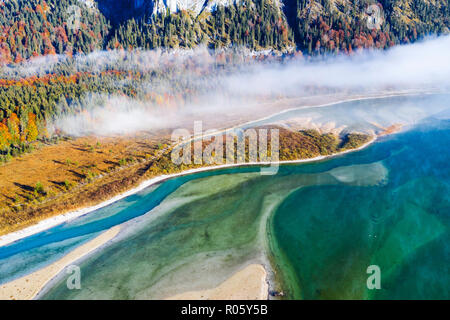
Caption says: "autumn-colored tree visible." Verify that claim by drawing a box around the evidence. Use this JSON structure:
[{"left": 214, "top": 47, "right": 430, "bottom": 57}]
[
  {"left": 7, "top": 113, "right": 20, "bottom": 144},
  {"left": 0, "top": 123, "right": 11, "bottom": 150},
  {"left": 14, "top": 53, "right": 23, "bottom": 64},
  {"left": 26, "top": 113, "right": 39, "bottom": 142}
]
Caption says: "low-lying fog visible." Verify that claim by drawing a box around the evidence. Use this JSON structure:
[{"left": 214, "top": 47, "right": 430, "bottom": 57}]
[{"left": 3, "top": 35, "right": 450, "bottom": 136}]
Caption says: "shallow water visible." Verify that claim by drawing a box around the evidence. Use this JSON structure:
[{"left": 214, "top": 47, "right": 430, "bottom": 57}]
[{"left": 0, "top": 94, "right": 448, "bottom": 299}]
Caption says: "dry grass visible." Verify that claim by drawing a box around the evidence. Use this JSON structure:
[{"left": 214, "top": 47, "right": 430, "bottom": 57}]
[{"left": 0, "top": 133, "right": 171, "bottom": 235}]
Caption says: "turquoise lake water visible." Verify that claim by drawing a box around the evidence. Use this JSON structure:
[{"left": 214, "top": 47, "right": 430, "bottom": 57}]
[
  {"left": 0, "top": 94, "right": 448, "bottom": 299},
  {"left": 270, "top": 119, "right": 450, "bottom": 299}
]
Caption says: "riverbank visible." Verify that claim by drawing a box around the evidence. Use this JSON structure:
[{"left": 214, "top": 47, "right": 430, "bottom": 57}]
[
  {"left": 0, "top": 226, "right": 120, "bottom": 300},
  {"left": 0, "top": 133, "right": 378, "bottom": 247}
]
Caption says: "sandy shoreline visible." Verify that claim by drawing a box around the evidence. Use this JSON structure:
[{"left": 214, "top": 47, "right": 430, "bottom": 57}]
[
  {"left": 0, "top": 89, "right": 423, "bottom": 247},
  {"left": 0, "top": 226, "right": 120, "bottom": 300},
  {"left": 166, "top": 264, "right": 269, "bottom": 300}
]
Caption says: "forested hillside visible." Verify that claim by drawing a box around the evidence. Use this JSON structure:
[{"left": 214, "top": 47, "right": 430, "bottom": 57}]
[
  {"left": 0, "top": 0, "right": 293, "bottom": 64},
  {"left": 290, "top": 0, "right": 450, "bottom": 54},
  {"left": 1, "top": 0, "right": 448, "bottom": 63},
  {"left": 107, "top": 1, "right": 294, "bottom": 51},
  {"left": 0, "top": 0, "right": 110, "bottom": 64},
  {"left": 0, "top": 70, "right": 134, "bottom": 161}
]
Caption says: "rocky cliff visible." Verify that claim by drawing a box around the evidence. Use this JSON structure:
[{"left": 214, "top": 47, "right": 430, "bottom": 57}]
[{"left": 97, "top": 0, "right": 242, "bottom": 22}]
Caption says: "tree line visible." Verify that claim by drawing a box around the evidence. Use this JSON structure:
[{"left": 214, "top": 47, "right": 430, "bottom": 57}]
[{"left": 1, "top": 0, "right": 447, "bottom": 63}]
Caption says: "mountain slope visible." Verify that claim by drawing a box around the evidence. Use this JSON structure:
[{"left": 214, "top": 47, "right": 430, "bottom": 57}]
[
  {"left": 0, "top": 0, "right": 448, "bottom": 64},
  {"left": 291, "top": 0, "right": 449, "bottom": 54},
  {"left": 0, "top": 0, "right": 110, "bottom": 64},
  {"left": 107, "top": 0, "right": 293, "bottom": 51}
]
